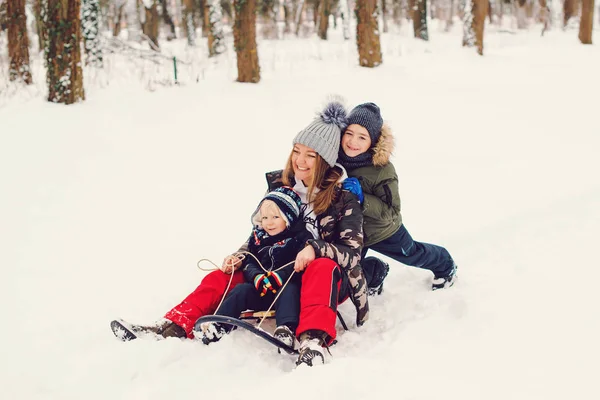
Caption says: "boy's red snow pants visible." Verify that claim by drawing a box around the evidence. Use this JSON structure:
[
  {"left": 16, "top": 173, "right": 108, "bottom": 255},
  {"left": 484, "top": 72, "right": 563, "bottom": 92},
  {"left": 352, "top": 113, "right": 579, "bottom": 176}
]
[
  {"left": 164, "top": 269, "right": 245, "bottom": 338},
  {"left": 295, "top": 257, "right": 342, "bottom": 343}
]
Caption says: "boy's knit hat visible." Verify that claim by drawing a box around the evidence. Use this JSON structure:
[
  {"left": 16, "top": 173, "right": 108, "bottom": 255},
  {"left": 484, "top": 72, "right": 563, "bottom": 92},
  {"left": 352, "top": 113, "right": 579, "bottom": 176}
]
[
  {"left": 293, "top": 101, "right": 348, "bottom": 167},
  {"left": 251, "top": 186, "right": 302, "bottom": 228},
  {"left": 347, "top": 103, "right": 384, "bottom": 145}
]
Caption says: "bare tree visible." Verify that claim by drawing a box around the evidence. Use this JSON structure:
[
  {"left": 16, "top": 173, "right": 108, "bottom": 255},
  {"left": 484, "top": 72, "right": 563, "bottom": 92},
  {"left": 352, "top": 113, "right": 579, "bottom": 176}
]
[
  {"left": 563, "top": 0, "right": 577, "bottom": 27},
  {"left": 140, "top": 0, "right": 160, "bottom": 48},
  {"left": 206, "top": 0, "right": 225, "bottom": 55},
  {"left": 356, "top": 0, "right": 382, "bottom": 67},
  {"left": 410, "top": 0, "right": 428, "bottom": 39},
  {"left": 45, "top": 0, "right": 85, "bottom": 103},
  {"left": 181, "top": 0, "right": 196, "bottom": 44},
  {"left": 112, "top": 0, "right": 127, "bottom": 37},
  {"left": 7, "top": 0, "right": 32, "bottom": 84},
  {"left": 233, "top": 0, "right": 260, "bottom": 82},
  {"left": 463, "top": 0, "right": 487, "bottom": 55},
  {"left": 579, "top": 0, "right": 595, "bottom": 43},
  {"left": 318, "top": 0, "right": 331, "bottom": 39},
  {"left": 82, "top": 0, "right": 104, "bottom": 67}
]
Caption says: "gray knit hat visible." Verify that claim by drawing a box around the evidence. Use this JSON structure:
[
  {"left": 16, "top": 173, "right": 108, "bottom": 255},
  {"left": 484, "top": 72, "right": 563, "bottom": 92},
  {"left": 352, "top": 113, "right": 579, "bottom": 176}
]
[
  {"left": 347, "top": 103, "right": 384, "bottom": 145},
  {"left": 293, "top": 101, "right": 348, "bottom": 167}
]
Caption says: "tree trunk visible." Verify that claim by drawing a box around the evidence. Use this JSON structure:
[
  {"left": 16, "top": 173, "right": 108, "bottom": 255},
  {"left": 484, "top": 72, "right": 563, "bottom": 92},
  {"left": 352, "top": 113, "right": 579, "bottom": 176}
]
[
  {"left": 340, "top": 0, "right": 351, "bottom": 39},
  {"left": 182, "top": 0, "right": 197, "bottom": 45},
  {"left": 206, "top": 0, "right": 225, "bottom": 56},
  {"left": 112, "top": 1, "right": 126, "bottom": 37},
  {"left": 82, "top": 0, "right": 104, "bottom": 67},
  {"left": 33, "top": 0, "right": 47, "bottom": 51},
  {"left": 356, "top": 0, "right": 382, "bottom": 67},
  {"left": 233, "top": 0, "right": 260, "bottom": 82},
  {"left": 515, "top": 0, "right": 527, "bottom": 29},
  {"left": 159, "top": 0, "right": 176, "bottom": 40},
  {"left": 318, "top": 0, "right": 331, "bottom": 39},
  {"left": 473, "top": 0, "right": 488, "bottom": 54},
  {"left": 579, "top": 0, "right": 595, "bottom": 43},
  {"left": 141, "top": 1, "right": 160, "bottom": 49},
  {"left": 7, "top": 0, "right": 32, "bottom": 84},
  {"left": 381, "top": 0, "right": 389, "bottom": 32},
  {"left": 538, "top": 0, "right": 550, "bottom": 34},
  {"left": 295, "top": 0, "right": 306, "bottom": 35},
  {"left": 410, "top": 0, "right": 429, "bottom": 39},
  {"left": 563, "top": 0, "right": 576, "bottom": 27},
  {"left": 45, "top": 0, "right": 85, "bottom": 104}
]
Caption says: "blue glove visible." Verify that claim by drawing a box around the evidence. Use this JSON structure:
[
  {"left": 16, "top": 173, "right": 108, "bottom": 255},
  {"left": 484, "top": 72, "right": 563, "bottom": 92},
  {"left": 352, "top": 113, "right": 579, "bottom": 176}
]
[{"left": 342, "top": 177, "right": 364, "bottom": 204}]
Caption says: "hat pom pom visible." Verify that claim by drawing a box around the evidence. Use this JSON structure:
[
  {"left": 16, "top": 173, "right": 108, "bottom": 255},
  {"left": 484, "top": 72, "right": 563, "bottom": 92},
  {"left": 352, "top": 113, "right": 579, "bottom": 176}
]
[{"left": 320, "top": 101, "right": 347, "bottom": 130}]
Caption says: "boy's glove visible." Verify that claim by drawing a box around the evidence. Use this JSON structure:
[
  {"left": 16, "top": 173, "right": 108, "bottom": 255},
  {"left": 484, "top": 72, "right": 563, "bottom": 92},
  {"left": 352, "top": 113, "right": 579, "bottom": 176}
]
[
  {"left": 342, "top": 177, "right": 364, "bottom": 204},
  {"left": 253, "top": 272, "right": 282, "bottom": 296}
]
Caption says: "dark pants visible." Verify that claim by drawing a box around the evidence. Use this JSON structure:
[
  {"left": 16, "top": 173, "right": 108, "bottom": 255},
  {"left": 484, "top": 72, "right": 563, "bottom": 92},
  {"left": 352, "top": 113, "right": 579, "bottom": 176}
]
[
  {"left": 215, "top": 282, "right": 301, "bottom": 331},
  {"left": 364, "top": 224, "right": 455, "bottom": 279}
]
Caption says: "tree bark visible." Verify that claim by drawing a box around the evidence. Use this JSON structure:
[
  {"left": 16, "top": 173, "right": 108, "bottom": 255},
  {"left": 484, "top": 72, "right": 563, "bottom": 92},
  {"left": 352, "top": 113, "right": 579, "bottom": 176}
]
[
  {"left": 7, "top": 0, "right": 32, "bottom": 84},
  {"left": 318, "top": 0, "right": 331, "bottom": 39},
  {"left": 82, "top": 0, "right": 104, "bottom": 67},
  {"left": 579, "top": 0, "right": 595, "bottom": 44},
  {"left": 206, "top": 0, "right": 225, "bottom": 56},
  {"left": 112, "top": 1, "right": 126, "bottom": 37},
  {"left": 182, "top": 0, "right": 197, "bottom": 45},
  {"left": 410, "top": 0, "right": 428, "bottom": 40},
  {"left": 45, "top": 0, "right": 85, "bottom": 104},
  {"left": 563, "top": 0, "right": 577, "bottom": 27},
  {"left": 233, "top": 0, "right": 260, "bottom": 82},
  {"left": 141, "top": 1, "right": 160, "bottom": 49},
  {"left": 159, "top": 0, "right": 176, "bottom": 40},
  {"left": 356, "top": 0, "right": 382, "bottom": 67},
  {"left": 381, "top": 0, "right": 389, "bottom": 32},
  {"left": 473, "top": 0, "right": 488, "bottom": 54},
  {"left": 33, "top": 0, "right": 47, "bottom": 51}
]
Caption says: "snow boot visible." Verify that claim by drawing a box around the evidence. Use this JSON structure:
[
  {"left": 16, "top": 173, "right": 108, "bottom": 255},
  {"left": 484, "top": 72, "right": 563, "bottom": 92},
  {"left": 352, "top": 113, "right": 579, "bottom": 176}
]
[
  {"left": 432, "top": 263, "right": 458, "bottom": 291},
  {"left": 296, "top": 330, "right": 326, "bottom": 367},
  {"left": 273, "top": 325, "right": 295, "bottom": 349},
  {"left": 111, "top": 319, "right": 186, "bottom": 341},
  {"left": 199, "top": 322, "right": 227, "bottom": 345}
]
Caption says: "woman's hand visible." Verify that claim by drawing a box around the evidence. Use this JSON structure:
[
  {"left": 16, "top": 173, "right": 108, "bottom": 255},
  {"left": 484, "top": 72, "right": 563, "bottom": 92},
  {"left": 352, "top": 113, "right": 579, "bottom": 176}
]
[
  {"left": 221, "top": 255, "right": 242, "bottom": 274},
  {"left": 294, "top": 245, "right": 316, "bottom": 272}
]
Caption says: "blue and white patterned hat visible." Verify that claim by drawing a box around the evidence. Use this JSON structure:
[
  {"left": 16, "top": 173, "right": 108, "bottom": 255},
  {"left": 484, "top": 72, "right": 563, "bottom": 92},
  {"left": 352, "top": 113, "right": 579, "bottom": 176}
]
[{"left": 251, "top": 186, "right": 302, "bottom": 228}]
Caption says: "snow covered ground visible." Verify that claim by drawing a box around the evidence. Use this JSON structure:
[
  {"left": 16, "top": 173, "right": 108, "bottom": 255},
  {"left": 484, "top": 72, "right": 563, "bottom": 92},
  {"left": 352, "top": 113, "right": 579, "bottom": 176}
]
[{"left": 2, "top": 21, "right": 600, "bottom": 400}]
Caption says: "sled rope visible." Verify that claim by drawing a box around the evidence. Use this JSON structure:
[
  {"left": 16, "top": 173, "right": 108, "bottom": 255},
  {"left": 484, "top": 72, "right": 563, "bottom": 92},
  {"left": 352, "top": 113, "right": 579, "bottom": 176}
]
[{"left": 195, "top": 252, "right": 296, "bottom": 318}]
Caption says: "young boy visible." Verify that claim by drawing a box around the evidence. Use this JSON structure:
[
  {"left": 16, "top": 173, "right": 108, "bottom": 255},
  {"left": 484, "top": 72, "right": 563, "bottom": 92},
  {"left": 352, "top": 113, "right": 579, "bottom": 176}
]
[
  {"left": 199, "top": 186, "right": 312, "bottom": 347},
  {"left": 339, "top": 103, "right": 457, "bottom": 291}
]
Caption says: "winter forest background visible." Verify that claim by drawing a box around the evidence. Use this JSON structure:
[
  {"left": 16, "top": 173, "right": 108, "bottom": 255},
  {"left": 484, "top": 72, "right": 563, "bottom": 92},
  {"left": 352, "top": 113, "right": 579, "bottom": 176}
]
[
  {"left": 2, "top": 1, "right": 600, "bottom": 400},
  {"left": 0, "top": 0, "right": 598, "bottom": 101}
]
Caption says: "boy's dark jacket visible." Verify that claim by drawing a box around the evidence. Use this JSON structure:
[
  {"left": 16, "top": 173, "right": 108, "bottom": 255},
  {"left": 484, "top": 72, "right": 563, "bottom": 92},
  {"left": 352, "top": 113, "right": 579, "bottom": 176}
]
[
  {"left": 242, "top": 223, "right": 313, "bottom": 285},
  {"left": 345, "top": 124, "right": 402, "bottom": 247}
]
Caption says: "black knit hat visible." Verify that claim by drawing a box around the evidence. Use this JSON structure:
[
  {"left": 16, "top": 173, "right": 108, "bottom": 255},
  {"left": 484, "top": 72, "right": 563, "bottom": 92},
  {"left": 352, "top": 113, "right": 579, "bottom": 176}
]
[
  {"left": 346, "top": 103, "right": 384, "bottom": 145},
  {"left": 251, "top": 186, "right": 302, "bottom": 228}
]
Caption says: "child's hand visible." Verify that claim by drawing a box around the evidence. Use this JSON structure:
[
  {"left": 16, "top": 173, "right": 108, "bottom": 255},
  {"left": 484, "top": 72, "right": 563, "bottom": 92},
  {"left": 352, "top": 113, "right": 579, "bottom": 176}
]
[
  {"left": 221, "top": 255, "right": 242, "bottom": 274},
  {"left": 342, "top": 177, "right": 364, "bottom": 204},
  {"left": 294, "top": 245, "right": 316, "bottom": 272},
  {"left": 253, "top": 274, "right": 276, "bottom": 296}
]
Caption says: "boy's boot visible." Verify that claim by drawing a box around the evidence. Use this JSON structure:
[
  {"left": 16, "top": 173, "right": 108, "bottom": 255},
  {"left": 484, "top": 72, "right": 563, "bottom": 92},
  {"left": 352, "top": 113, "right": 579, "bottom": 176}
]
[
  {"left": 432, "top": 263, "right": 458, "bottom": 291},
  {"left": 273, "top": 325, "right": 295, "bottom": 348}
]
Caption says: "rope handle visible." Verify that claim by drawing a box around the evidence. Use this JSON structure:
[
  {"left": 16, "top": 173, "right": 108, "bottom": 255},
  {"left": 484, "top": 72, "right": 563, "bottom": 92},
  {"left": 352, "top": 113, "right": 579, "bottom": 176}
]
[{"left": 195, "top": 252, "right": 298, "bottom": 332}]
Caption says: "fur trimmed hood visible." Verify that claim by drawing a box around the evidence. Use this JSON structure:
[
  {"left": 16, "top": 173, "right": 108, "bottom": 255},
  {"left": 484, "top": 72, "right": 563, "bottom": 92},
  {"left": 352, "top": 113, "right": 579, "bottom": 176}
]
[{"left": 372, "top": 123, "right": 395, "bottom": 167}]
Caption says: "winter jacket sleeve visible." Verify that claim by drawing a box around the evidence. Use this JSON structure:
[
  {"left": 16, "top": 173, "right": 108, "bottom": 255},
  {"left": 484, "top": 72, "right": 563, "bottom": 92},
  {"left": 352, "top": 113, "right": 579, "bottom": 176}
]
[
  {"left": 361, "top": 165, "right": 401, "bottom": 222},
  {"left": 243, "top": 259, "right": 264, "bottom": 283},
  {"left": 305, "top": 190, "right": 369, "bottom": 326},
  {"left": 306, "top": 190, "right": 364, "bottom": 271}
]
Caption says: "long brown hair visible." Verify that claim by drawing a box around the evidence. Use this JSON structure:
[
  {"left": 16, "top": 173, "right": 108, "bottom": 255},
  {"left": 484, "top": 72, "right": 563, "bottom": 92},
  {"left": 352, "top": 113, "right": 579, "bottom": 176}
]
[{"left": 282, "top": 150, "right": 343, "bottom": 216}]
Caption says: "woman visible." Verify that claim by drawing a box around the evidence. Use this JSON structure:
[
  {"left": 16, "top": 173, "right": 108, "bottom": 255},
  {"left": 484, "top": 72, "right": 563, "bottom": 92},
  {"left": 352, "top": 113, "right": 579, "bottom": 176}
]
[
  {"left": 264, "top": 101, "right": 370, "bottom": 367},
  {"left": 111, "top": 102, "right": 369, "bottom": 369}
]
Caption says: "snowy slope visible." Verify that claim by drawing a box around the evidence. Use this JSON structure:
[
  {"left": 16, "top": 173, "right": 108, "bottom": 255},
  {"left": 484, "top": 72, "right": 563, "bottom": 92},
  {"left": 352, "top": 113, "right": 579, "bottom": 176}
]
[{"left": 1, "top": 24, "right": 599, "bottom": 400}]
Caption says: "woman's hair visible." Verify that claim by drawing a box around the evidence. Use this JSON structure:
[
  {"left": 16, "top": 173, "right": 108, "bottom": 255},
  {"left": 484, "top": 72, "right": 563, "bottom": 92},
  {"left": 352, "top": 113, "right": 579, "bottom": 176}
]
[{"left": 282, "top": 151, "right": 342, "bottom": 216}]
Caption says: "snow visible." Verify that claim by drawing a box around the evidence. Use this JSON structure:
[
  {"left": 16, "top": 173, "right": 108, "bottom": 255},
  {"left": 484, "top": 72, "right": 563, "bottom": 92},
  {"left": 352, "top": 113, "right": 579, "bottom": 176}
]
[{"left": 1, "top": 20, "right": 600, "bottom": 400}]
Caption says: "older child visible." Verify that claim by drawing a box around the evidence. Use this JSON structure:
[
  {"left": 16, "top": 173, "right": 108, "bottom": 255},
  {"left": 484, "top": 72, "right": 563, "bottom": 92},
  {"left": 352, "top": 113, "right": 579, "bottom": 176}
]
[
  {"left": 199, "top": 186, "right": 312, "bottom": 348},
  {"left": 339, "top": 103, "right": 457, "bottom": 290}
]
